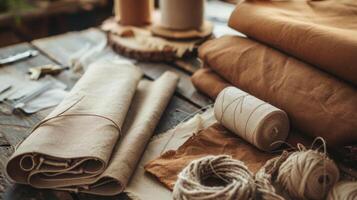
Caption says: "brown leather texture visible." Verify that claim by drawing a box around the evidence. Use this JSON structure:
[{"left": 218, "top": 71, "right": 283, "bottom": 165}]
[
  {"left": 229, "top": 0, "right": 357, "bottom": 85},
  {"left": 194, "top": 36, "right": 357, "bottom": 147},
  {"left": 145, "top": 123, "right": 276, "bottom": 190}
]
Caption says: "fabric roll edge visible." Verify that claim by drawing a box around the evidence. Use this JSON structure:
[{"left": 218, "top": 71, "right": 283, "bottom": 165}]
[
  {"left": 66, "top": 71, "right": 180, "bottom": 195},
  {"left": 5, "top": 59, "right": 144, "bottom": 188}
]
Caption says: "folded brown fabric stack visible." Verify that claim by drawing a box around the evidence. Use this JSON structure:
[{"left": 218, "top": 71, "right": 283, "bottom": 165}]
[
  {"left": 229, "top": 0, "right": 357, "bottom": 86},
  {"left": 192, "top": 0, "right": 357, "bottom": 147},
  {"left": 6, "top": 60, "right": 179, "bottom": 195}
]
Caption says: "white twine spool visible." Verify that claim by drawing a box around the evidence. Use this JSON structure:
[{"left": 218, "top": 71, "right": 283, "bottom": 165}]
[
  {"left": 327, "top": 181, "right": 357, "bottom": 200},
  {"left": 214, "top": 87, "right": 289, "bottom": 151},
  {"left": 159, "top": 0, "right": 204, "bottom": 30}
]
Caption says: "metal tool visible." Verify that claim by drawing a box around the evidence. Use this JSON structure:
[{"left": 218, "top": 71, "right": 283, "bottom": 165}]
[{"left": 0, "top": 50, "right": 39, "bottom": 65}]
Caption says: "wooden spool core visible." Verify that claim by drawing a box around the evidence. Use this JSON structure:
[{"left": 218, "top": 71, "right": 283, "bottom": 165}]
[
  {"left": 101, "top": 18, "right": 211, "bottom": 62},
  {"left": 151, "top": 21, "right": 213, "bottom": 40}
]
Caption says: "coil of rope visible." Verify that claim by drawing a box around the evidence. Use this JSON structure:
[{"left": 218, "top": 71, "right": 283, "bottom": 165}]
[{"left": 173, "top": 141, "right": 340, "bottom": 200}]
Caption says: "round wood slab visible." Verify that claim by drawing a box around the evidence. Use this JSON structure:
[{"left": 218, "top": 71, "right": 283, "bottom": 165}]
[{"left": 101, "top": 18, "right": 210, "bottom": 62}]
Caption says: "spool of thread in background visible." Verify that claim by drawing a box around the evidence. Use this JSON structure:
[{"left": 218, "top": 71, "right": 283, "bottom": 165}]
[
  {"left": 114, "top": 0, "right": 153, "bottom": 26},
  {"left": 214, "top": 87, "right": 289, "bottom": 151},
  {"left": 159, "top": 0, "right": 204, "bottom": 30}
]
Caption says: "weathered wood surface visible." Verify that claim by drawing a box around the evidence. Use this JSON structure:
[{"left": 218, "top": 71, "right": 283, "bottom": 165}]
[
  {"left": 0, "top": 40, "right": 205, "bottom": 199},
  {"left": 0, "top": 43, "right": 66, "bottom": 145},
  {"left": 32, "top": 28, "right": 212, "bottom": 107},
  {"left": 0, "top": 43, "right": 75, "bottom": 200}
]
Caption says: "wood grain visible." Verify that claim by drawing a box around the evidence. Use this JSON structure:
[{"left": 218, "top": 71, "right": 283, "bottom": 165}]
[
  {"left": 0, "top": 43, "right": 75, "bottom": 200},
  {"left": 0, "top": 43, "right": 56, "bottom": 146},
  {"left": 32, "top": 28, "right": 212, "bottom": 107}
]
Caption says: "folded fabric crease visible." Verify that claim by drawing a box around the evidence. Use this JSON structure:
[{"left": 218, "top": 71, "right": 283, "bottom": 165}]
[{"left": 6, "top": 59, "right": 179, "bottom": 195}]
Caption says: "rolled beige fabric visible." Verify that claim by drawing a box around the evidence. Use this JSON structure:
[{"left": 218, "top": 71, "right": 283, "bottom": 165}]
[
  {"left": 214, "top": 87, "right": 289, "bottom": 151},
  {"left": 77, "top": 71, "right": 179, "bottom": 195},
  {"left": 6, "top": 59, "right": 143, "bottom": 186},
  {"left": 6, "top": 60, "right": 179, "bottom": 195},
  {"left": 159, "top": 0, "right": 204, "bottom": 30},
  {"left": 114, "top": 0, "right": 153, "bottom": 26}
]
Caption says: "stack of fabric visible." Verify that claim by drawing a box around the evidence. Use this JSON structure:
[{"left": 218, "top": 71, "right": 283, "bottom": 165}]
[{"left": 192, "top": 0, "right": 357, "bottom": 147}]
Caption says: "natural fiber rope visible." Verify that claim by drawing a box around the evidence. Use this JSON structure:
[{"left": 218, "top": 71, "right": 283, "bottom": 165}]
[
  {"left": 326, "top": 181, "right": 357, "bottom": 200},
  {"left": 255, "top": 152, "right": 289, "bottom": 200},
  {"left": 277, "top": 149, "right": 339, "bottom": 200},
  {"left": 173, "top": 142, "right": 341, "bottom": 200},
  {"left": 173, "top": 155, "right": 279, "bottom": 200}
]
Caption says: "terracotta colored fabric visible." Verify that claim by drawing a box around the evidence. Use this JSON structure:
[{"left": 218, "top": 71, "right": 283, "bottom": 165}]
[
  {"left": 191, "top": 68, "right": 230, "bottom": 99},
  {"left": 145, "top": 123, "right": 276, "bottom": 190},
  {"left": 125, "top": 109, "right": 217, "bottom": 200},
  {"left": 6, "top": 60, "right": 179, "bottom": 195},
  {"left": 195, "top": 36, "right": 357, "bottom": 147},
  {"left": 228, "top": 0, "right": 357, "bottom": 85},
  {"left": 192, "top": 68, "right": 229, "bottom": 99}
]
